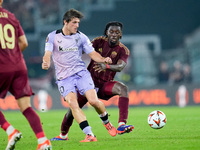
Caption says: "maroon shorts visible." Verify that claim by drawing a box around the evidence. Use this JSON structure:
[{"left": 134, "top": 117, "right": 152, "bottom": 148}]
[
  {"left": 77, "top": 81, "right": 119, "bottom": 107},
  {"left": 0, "top": 70, "right": 34, "bottom": 99},
  {"left": 97, "top": 81, "right": 118, "bottom": 100}
]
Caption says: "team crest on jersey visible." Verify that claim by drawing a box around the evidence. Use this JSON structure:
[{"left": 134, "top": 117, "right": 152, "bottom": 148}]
[
  {"left": 111, "top": 51, "right": 117, "bottom": 58},
  {"left": 98, "top": 48, "right": 102, "bottom": 53},
  {"left": 75, "top": 37, "right": 81, "bottom": 44},
  {"left": 75, "top": 38, "right": 79, "bottom": 44}
]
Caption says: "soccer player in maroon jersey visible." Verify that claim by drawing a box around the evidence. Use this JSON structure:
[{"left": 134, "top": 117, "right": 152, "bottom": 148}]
[
  {"left": 51, "top": 21, "right": 134, "bottom": 141},
  {"left": 0, "top": 0, "right": 52, "bottom": 149}
]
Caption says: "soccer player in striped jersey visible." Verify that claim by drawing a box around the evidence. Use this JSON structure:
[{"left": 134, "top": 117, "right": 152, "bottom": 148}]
[
  {"left": 0, "top": 0, "right": 52, "bottom": 149},
  {"left": 42, "top": 9, "right": 117, "bottom": 142},
  {"left": 51, "top": 21, "right": 134, "bottom": 141}
]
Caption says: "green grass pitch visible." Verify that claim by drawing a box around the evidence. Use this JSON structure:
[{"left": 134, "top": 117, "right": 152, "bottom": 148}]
[{"left": 0, "top": 106, "right": 200, "bottom": 150}]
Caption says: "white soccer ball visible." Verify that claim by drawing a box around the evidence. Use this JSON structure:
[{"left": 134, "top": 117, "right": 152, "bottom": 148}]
[{"left": 147, "top": 110, "right": 167, "bottom": 129}]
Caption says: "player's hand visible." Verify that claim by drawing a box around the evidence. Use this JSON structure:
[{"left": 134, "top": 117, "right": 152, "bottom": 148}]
[
  {"left": 93, "top": 63, "right": 106, "bottom": 73},
  {"left": 104, "top": 57, "right": 112, "bottom": 64},
  {"left": 42, "top": 60, "right": 50, "bottom": 70}
]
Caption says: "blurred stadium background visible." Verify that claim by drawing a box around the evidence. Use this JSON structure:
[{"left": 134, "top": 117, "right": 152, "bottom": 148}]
[{"left": 1, "top": 0, "right": 200, "bottom": 110}]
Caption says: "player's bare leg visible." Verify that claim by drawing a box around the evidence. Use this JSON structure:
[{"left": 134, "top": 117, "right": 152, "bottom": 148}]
[
  {"left": 85, "top": 89, "right": 117, "bottom": 137},
  {"left": 64, "top": 92, "right": 86, "bottom": 124},
  {"left": 64, "top": 92, "right": 96, "bottom": 142}
]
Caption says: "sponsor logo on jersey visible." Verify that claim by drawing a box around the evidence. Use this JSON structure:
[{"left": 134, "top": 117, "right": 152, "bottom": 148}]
[{"left": 59, "top": 46, "right": 78, "bottom": 52}]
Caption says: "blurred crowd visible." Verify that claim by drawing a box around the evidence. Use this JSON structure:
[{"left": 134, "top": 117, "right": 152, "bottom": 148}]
[
  {"left": 3, "top": 0, "right": 35, "bottom": 32},
  {"left": 158, "top": 60, "right": 192, "bottom": 85},
  {"left": 38, "top": 0, "right": 59, "bottom": 25},
  {"left": 3, "top": 0, "right": 59, "bottom": 33}
]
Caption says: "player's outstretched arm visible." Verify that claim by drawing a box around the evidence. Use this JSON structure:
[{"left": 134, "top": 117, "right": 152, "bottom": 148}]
[
  {"left": 42, "top": 51, "right": 52, "bottom": 70},
  {"left": 94, "top": 59, "right": 127, "bottom": 73},
  {"left": 88, "top": 51, "right": 112, "bottom": 64}
]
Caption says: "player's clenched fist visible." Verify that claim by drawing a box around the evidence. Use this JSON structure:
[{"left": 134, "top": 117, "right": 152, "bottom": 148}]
[
  {"left": 42, "top": 60, "right": 50, "bottom": 70},
  {"left": 104, "top": 57, "right": 112, "bottom": 64}
]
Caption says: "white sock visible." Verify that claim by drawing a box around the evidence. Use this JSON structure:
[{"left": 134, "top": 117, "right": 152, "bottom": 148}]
[
  {"left": 83, "top": 126, "right": 94, "bottom": 137},
  {"left": 38, "top": 137, "right": 47, "bottom": 144},
  {"left": 60, "top": 133, "right": 68, "bottom": 139},
  {"left": 6, "top": 125, "right": 15, "bottom": 136},
  {"left": 118, "top": 122, "right": 125, "bottom": 127}
]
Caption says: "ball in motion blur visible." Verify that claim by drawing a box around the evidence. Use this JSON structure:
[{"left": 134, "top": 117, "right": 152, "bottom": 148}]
[{"left": 147, "top": 110, "right": 167, "bottom": 129}]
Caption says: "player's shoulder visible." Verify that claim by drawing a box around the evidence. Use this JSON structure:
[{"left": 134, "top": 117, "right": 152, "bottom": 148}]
[
  {"left": 1, "top": 8, "right": 13, "bottom": 16},
  {"left": 77, "top": 31, "right": 88, "bottom": 38},
  {"left": 47, "top": 30, "right": 57, "bottom": 36},
  {"left": 47, "top": 29, "right": 61, "bottom": 38},
  {"left": 94, "top": 36, "right": 107, "bottom": 40},
  {"left": 46, "top": 30, "right": 58, "bottom": 43},
  {"left": 92, "top": 36, "right": 107, "bottom": 42},
  {"left": 76, "top": 31, "right": 91, "bottom": 43},
  {"left": 119, "top": 42, "right": 130, "bottom": 55},
  {"left": 1, "top": 7, "right": 18, "bottom": 21}
]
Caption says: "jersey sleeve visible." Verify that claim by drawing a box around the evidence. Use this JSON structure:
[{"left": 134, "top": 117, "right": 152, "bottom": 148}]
[
  {"left": 45, "top": 31, "right": 55, "bottom": 52},
  {"left": 119, "top": 43, "right": 130, "bottom": 63},
  {"left": 80, "top": 32, "right": 94, "bottom": 54},
  {"left": 11, "top": 13, "right": 24, "bottom": 37},
  {"left": 91, "top": 36, "right": 103, "bottom": 51},
  {"left": 17, "top": 21, "right": 25, "bottom": 37}
]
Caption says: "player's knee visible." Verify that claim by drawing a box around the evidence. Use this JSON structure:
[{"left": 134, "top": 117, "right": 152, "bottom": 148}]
[
  {"left": 118, "top": 84, "right": 128, "bottom": 97},
  {"left": 19, "top": 105, "right": 30, "bottom": 112},
  {"left": 69, "top": 103, "right": 80, "bottom": 110},
  {"left": 17, "top": 97, "right": 31, "bottom": 112},
  {"left": 65, "top": 98, "right": 79, "bottom": 110},
  {"left": 88, "top": 99, "right": 99, "bottom": 107}
]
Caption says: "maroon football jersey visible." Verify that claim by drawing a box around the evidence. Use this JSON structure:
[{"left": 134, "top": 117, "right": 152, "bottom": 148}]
[
  {"left": 88, "top": 36, "right": 130, "bottom": 87},
  {"left": 0, "top": 7, "right": 26, "bottom": 72}
]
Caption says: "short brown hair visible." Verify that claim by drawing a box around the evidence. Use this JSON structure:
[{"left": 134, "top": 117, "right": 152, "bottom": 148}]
[{"left": 63, "top": 8, "right": 83, "bottom": 24}]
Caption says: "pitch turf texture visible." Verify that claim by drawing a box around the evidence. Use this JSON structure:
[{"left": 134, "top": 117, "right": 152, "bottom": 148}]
[{"left": 1, "top": 106, "right": 200, "bottom": 150}]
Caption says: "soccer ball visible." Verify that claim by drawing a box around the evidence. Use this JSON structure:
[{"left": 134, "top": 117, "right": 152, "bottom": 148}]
[{"left": 147, "top": 110, "right": 167, "bottom": 129}]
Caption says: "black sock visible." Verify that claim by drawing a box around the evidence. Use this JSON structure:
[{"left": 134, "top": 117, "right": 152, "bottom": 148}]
[{"left": 100, "top": 113, "right": 109, "bottom": 124}]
